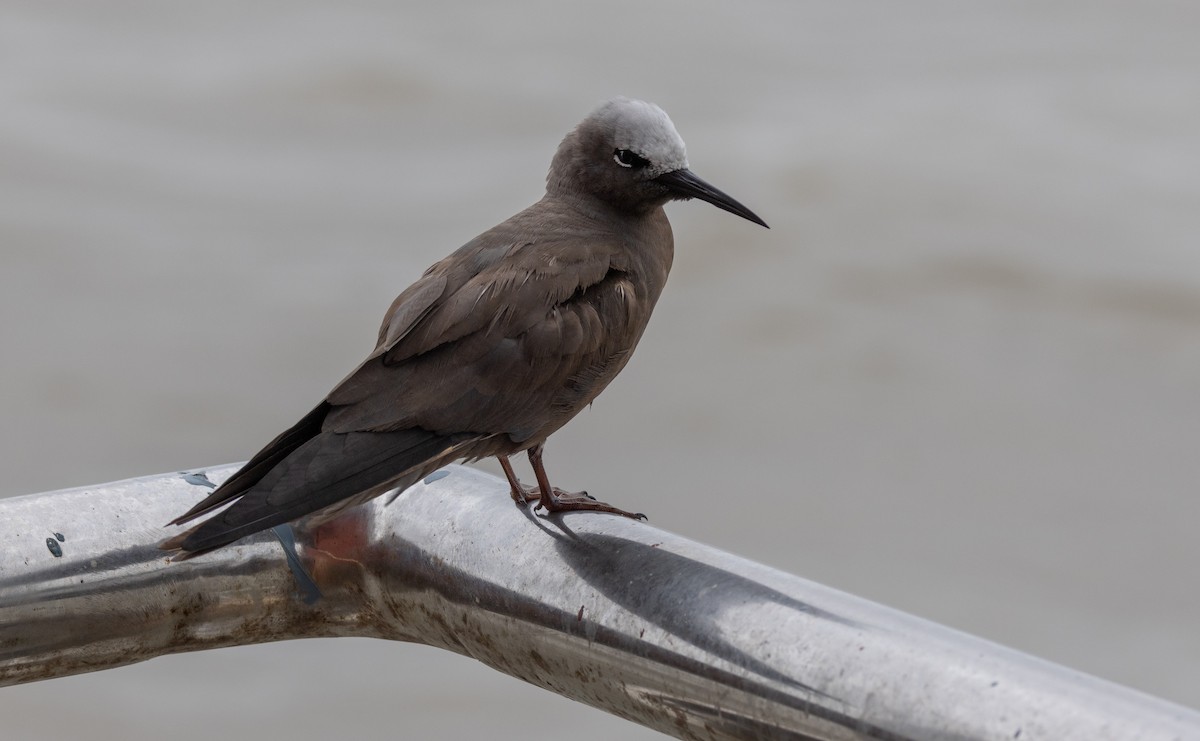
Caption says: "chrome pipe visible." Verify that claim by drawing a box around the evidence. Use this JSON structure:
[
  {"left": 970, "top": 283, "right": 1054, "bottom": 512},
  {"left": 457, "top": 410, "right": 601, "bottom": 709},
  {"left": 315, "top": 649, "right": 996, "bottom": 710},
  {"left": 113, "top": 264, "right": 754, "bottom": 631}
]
[{"left": 1, "top": 464, "right": 1197, "bottom": 740}]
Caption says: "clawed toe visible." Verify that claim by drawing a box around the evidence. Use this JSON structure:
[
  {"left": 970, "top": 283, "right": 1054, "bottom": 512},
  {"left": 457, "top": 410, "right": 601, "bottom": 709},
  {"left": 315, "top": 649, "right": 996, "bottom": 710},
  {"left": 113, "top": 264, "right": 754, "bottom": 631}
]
[
  {"left": 537, "top": 490, "right": 645, "bottom": 519},
  {"left": 532, "top": 487, "right": 583, "bottom": 511},
  {"left": 508, "top": 484, "right": 644, "bottom": 519},
  {"left": 510, "top": 485, "right": 540, "bottom": 506}
]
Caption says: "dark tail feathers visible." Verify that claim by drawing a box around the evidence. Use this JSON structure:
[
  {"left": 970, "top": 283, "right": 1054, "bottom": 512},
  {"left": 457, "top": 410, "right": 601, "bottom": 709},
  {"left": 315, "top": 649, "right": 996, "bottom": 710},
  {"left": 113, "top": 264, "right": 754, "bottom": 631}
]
[{"left": 162, "top": 424, "right": 468, "bottom": 559}]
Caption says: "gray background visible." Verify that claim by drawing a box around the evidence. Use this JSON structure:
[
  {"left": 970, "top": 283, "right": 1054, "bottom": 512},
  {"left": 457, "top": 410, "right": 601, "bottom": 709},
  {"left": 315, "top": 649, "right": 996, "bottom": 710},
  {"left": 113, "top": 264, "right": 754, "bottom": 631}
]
[{"left": 2, "top": 1, "right": 1198, "bottom": 738}]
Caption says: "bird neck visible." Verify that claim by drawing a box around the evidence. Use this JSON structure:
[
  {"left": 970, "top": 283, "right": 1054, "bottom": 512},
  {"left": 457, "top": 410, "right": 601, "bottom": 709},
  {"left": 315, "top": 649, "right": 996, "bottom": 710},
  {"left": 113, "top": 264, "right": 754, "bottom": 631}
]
[{"left": 541, "top": 191, "right": 664, "bottom": 233}]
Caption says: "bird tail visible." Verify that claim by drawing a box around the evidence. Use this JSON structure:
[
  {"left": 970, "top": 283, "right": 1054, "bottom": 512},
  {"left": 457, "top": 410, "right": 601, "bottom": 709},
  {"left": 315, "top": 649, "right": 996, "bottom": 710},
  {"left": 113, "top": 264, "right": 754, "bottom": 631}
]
[
  {"left": 167, "top": 402, "right": 332, "bottom": 527},
  {"left": 161, "top": 426, "right": 472, "bottom": 560}
]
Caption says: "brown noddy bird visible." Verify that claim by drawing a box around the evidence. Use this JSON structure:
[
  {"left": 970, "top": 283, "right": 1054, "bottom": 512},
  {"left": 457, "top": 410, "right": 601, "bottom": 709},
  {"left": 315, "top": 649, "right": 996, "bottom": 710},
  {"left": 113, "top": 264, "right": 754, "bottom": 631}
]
[{"left": 162, "top": 97, "right": 767, "bottom": 559}]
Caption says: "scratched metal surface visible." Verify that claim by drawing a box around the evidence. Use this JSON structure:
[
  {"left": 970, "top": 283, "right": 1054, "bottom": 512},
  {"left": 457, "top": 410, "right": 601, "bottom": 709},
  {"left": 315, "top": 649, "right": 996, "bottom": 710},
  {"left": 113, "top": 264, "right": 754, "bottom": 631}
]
[
  {"left": 2, "top": 2, "right": 1199, "bottom": 739},
  {"left": 4, "top": 465, "right": 1199, "bottom": 740}
]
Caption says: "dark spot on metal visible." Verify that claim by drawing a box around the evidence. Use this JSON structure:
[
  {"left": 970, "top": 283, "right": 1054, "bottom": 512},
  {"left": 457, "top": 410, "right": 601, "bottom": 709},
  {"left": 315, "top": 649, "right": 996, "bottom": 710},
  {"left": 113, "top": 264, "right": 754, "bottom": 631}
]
[
  {"left": 1014, "top": 730, "right": 1022, "bottom": 739},
  {"left": 576, "top": 605, "right": 585, "bottom": 622},
  {"left": 46, "top": 538, "right": 62, "bottom": 557},
  {"left": 528, "top": 649, "right": 550, "bottom": 673},
  {"left": 54, "top": 532, "right": 65, "bottom": 542},
  {"left": 423, "top": 470, "right": 450, "bottom": 485},
  {"left": 181, "top": 471, "right": 216, "bottom": 489}
]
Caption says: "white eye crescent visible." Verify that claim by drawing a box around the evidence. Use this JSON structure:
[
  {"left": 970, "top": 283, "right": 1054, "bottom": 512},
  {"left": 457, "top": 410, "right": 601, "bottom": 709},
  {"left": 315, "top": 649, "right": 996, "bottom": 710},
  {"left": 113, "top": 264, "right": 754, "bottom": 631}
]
[{"left": 613, "top": 149, "right": 649, "bottom": 169}]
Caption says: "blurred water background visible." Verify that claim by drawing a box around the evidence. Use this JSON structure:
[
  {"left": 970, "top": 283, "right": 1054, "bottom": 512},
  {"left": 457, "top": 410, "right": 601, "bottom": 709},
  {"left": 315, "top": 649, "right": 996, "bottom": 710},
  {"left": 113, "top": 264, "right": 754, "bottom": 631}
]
[{"left": 2, "top": 2, "right": 1198, "bottom": 738}]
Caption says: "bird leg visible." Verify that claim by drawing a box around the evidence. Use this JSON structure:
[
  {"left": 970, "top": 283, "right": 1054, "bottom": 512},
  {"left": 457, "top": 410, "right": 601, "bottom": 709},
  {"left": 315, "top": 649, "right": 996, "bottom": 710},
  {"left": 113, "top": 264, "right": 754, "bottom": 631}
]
[
  {"left": 526, "top": 443, "right": 646, "bottom": 520},
  {"left": 497, "top": 452, "right": 573, "bottom": 505},
  {"left": 498, "top": 455, "right": 537, "bottom": 505}
]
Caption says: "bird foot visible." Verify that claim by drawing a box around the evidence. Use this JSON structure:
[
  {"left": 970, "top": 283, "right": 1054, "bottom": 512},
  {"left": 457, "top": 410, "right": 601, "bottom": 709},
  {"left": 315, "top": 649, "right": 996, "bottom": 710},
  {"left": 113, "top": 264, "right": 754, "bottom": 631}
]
[
  {"left": 508, "top": 483, "right": 541, "bottom": 507},
  {"left": 508, "top": 484, "right": 575, "bottom": 507},
  {"left": 534, "top": 488, "right": 646, "bottom": 520},
  {"left": 497, "top": 453, "right": 645, "bottom": 519}
]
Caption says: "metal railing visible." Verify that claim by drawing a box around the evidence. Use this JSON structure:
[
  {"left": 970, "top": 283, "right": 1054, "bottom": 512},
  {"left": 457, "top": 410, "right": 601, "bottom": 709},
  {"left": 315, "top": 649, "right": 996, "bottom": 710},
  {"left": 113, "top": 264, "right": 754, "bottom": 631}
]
[{"left": 1, "top": 463, "right": 1197, "bottom": 740}]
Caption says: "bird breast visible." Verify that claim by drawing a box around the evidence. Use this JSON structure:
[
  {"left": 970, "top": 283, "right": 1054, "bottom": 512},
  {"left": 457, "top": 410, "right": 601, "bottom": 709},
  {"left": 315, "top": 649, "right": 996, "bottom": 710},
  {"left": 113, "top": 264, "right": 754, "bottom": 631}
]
[{"left": 510, "top": 266, "right": 649, "bottom": 443}]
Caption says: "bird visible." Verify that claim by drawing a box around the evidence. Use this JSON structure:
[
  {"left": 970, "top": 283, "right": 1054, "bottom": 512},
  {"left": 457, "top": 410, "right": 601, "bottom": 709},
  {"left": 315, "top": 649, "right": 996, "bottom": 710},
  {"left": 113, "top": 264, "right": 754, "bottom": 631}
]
[{"left": 161, "top": 96, "right": 767, "bottom": 560}]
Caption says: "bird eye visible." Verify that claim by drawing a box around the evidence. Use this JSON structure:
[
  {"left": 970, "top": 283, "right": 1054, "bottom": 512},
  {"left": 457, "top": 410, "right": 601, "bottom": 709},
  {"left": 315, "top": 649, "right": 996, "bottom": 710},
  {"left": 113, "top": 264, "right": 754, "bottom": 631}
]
[{"left": 613, "top": 149, "right": 649, "bottom": 169}]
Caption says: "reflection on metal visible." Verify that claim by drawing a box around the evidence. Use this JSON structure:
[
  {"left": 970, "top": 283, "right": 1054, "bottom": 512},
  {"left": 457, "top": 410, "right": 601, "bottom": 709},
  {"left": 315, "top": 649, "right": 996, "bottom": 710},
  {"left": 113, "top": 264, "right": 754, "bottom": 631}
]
[{"left": 1, "top": 464, "right": 1197, "bottom": 740}]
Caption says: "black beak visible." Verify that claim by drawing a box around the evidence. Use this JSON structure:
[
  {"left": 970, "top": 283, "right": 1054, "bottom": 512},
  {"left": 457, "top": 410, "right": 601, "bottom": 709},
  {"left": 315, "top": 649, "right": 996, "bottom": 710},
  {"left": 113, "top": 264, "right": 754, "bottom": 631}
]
[{"left": 654, "top": 168, "right": 769, "bottom": 228}]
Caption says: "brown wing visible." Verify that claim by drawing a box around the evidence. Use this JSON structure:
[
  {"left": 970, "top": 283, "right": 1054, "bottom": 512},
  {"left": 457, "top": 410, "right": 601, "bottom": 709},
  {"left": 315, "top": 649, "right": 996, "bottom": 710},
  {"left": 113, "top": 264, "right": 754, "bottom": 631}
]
[{"left": 324, "top": 215, "right": 640, "bottom": 441}]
